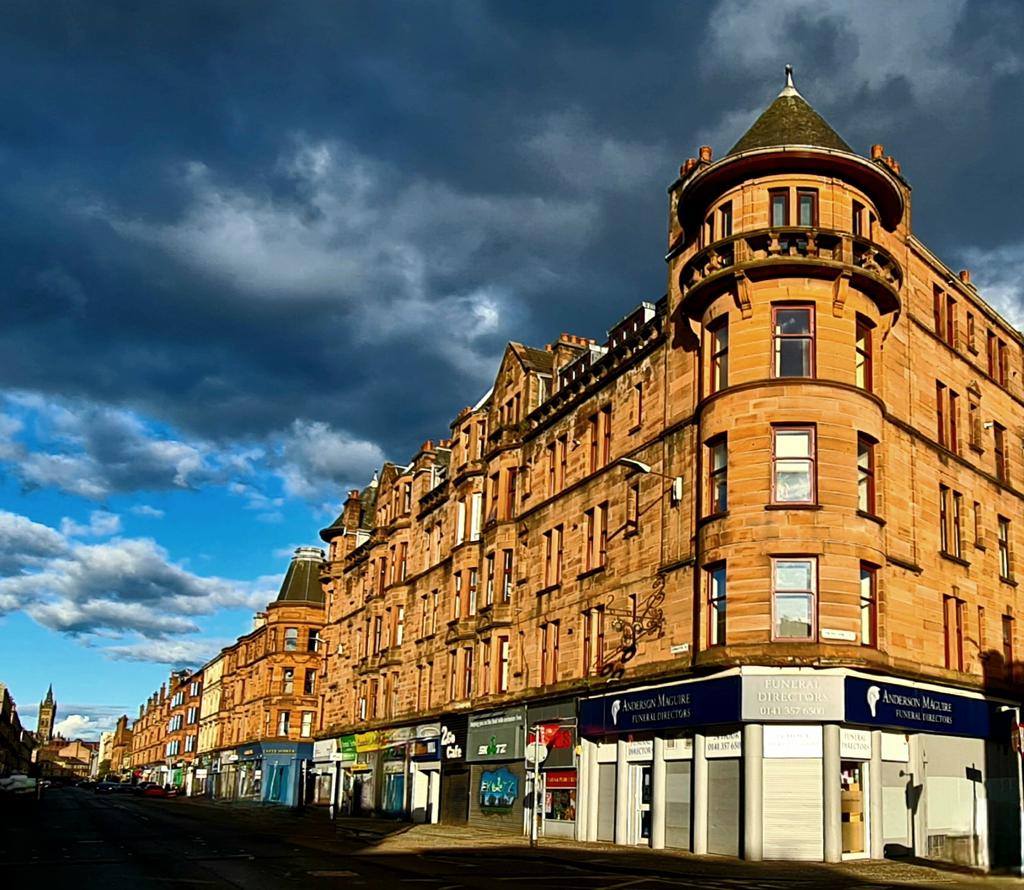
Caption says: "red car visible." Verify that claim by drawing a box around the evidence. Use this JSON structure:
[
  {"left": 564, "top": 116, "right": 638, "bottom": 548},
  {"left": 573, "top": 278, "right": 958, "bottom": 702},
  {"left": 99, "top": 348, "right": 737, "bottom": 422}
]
[{"left": 141, "top": 784, "right": 168, "bottom": 798}]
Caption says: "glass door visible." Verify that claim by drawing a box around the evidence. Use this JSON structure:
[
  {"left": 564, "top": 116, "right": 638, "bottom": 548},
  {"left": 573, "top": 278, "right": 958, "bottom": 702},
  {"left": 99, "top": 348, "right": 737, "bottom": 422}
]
[{"left": 629, "top": 764, "right": 653, "bottom": 845}]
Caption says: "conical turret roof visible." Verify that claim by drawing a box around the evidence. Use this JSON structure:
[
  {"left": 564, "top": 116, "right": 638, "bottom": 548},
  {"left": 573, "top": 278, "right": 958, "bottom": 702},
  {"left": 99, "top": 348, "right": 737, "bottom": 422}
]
[
  {"left": 274, "top": 547, "right": 325, "bottom": 605},
  {"left": 728, "top": 66, "right": 851, "bottom": 156}
]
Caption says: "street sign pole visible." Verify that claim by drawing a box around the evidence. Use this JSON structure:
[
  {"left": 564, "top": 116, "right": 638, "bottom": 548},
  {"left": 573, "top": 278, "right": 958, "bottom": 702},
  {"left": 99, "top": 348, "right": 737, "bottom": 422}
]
[{"left": 531, "top": 745, "right": 540, "bottom": 847}]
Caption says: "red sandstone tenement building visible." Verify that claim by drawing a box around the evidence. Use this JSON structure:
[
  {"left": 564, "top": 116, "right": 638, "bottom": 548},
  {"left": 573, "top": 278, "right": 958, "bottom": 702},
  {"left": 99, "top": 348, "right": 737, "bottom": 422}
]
[
  {"left": 128, "top": 71, "right": 1024, "bottom": 870},
  {"left": 312, "top": 70, "right": 1024, "bottom": 869},
  {"left": 129, "top": 547, "right": 325, "bottom": 806}
]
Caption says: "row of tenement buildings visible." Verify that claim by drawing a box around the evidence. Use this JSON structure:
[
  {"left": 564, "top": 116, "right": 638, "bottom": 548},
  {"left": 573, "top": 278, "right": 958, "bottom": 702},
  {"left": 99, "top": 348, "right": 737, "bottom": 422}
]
[{"left": 129, "top": 71, "right": 1024, "bottom": 871}]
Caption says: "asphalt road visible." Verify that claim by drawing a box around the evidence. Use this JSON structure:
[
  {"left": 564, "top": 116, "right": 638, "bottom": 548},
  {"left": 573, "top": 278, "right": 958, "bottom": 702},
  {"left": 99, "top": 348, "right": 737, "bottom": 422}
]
[{"left": 0, "top": 787, "right": 1012, "bottom": 889}]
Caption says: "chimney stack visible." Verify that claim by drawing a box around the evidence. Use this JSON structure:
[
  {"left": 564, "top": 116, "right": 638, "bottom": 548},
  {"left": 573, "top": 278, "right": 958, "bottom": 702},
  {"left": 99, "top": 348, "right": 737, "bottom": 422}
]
[
  {"left": 870, "top": 144, "right": 885, "bottom": 160},
  {"left": 958, "top": 269, "right": 972, "bottom": 285},
  {"left": 698, "top": 145, "right": 713, "bottom": 163}
]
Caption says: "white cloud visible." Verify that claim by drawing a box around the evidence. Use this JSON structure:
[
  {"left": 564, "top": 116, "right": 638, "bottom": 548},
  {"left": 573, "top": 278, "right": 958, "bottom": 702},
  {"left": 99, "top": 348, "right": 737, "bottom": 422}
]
[
  {"left": 0, "top": 509, "right": 278, "bottom": 647},
  {"left": 275, "top": 419, "right": 387, "bottom": 501},
  {"left": 0, "top": 510, "right": 69, "bottom": 573},
  {"left": 1, "top": 393, "right": 223, "bottom": 499},
  {"left": 60, "top": 510, "right": 122, "bottom": 538},
  {"left": 105, "top": 637, "right": 232, "bottom": 667},
  {"left": 130, "top": 504, "right": 165, "bottom": 519},
  {"left": 50, "top": 704, "right": 131, "bottom": 741},
  {"left": 1, "top": 390, "right": 386, "bottom": 509},
  {"left": 53, "top": 714, "right": 102, "bottom": 740}
]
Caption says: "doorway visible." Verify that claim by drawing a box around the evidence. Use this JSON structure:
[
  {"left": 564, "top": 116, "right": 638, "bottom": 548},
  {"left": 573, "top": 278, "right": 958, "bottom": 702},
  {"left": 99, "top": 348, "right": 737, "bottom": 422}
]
[
  {"left": 841, "top": 760, "right": 869, "bottom": 859},
  {"left": 628, "top": 764, "right": 652, "bottom": 845}
]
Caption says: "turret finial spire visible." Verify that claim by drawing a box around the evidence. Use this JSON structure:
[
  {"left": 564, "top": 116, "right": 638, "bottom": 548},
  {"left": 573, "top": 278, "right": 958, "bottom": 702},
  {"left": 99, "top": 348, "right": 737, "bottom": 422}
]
[{"left": 779, "top": 64, "right": 799, "bottom": 98}]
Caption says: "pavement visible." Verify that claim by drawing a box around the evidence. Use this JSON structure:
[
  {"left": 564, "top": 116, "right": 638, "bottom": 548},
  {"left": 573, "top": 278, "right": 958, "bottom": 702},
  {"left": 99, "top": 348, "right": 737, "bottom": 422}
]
[{"left": 3, "top": 786, "right": 1023, "bottom": 889}]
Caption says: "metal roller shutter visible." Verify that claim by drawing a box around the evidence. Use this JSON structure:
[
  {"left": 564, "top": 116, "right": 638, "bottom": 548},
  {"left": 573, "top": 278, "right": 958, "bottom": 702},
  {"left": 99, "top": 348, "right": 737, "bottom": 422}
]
[
  {"left": 763, "top": 758, "right": 823, "bottom": 860},
  {"left": 597, "top": 763, "right": 616, "bottom": 841},
  {"left": 707, "top": 759, "right": 741, "bottom": 856},
  {"left": 665, "top": 761, "right": 692, "bottom": 850}
]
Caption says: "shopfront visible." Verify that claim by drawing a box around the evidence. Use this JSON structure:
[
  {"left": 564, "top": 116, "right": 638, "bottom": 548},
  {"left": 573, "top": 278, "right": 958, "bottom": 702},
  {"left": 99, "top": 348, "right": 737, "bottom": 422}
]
[
  {"left": 235, "top": 744, "right": 262, "bottom": 800},
  {"left": 844, "top": 675, "right": 1020, "bottom": 870},
  {"left": 467, "top": 707, "right": 526, "bottom": 833},
  {"left": 261, "top": 741, "right": 312, "bottom": 807},
  {"left": 527, "top": 700, "right": 578, "bottom": 839},
  {"left": 311, "top": 738, "right": 339, "bottom": 807},
  {"left": 577, "top": 667, "right": 1022, "bottom": 869},
  {"left": 334, "top": 734, "right": 359, "bottom": 815},
  {"left": 409, "top": 723, "right": 441, "bottom": 823},
  {"left": 352, "top": 731, "right": 383, "bottom": 815},
  {"left": 212, "top": 750, "right": 235, "bottom": 799},
  {"left": 381, "top": 727, "right": 414, "bottom": 816}
]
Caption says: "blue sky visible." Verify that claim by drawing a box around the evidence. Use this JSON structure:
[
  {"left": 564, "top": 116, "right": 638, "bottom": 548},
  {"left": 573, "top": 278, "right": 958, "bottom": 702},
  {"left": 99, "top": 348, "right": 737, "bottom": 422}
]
[{"left": 3, "top": 0, "right": 1024, "bottom": 740}]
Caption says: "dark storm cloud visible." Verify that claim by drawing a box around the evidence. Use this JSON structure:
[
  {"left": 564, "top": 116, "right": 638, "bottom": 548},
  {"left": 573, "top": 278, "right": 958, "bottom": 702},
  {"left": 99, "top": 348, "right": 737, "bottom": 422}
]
[{"left": 0, "top": 0, "right": 1022, "bottom": 468}]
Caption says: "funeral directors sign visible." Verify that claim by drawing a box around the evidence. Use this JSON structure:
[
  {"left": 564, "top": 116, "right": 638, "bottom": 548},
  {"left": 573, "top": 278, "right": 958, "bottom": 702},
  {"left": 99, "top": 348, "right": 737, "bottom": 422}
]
[
  {"left": 845, "top": 677, "right": 994, "bottom": 738},
  {"left": 578, "top": 676, "right": 740, "bottom": 737},
  {"left": 741, "top": 674, "right": 844, "bottom": 722}
]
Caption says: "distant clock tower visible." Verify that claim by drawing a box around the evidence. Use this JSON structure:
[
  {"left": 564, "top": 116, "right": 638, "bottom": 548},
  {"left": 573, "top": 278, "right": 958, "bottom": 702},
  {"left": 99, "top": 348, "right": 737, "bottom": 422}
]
[{"left": 37, "top": 684, "right": 57, "bottom": 741}]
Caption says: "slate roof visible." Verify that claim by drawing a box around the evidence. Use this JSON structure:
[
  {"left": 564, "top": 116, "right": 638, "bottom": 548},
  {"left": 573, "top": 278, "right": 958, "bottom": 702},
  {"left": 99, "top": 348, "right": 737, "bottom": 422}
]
[
  {"left": 274, "top": 549, "right": 325, "bottom": 605},
  {"left": 516, "top": 344, "right": 555, "bottom": 374},
  {"left": 728, "top": 67, "right": 852, "bottom": 156}
]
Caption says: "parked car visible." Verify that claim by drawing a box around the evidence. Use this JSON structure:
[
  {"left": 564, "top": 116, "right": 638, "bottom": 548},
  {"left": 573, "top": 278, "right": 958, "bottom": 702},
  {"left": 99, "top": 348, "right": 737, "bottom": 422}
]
[
  {"left": 0, "top": 773, "right": 37, "bottom": 795},
  {"left": 141, "top": 784, "right": 168, "bottom": 798},
  {"left": 94, "top": 781, "right": 125, "bottom": 794}
]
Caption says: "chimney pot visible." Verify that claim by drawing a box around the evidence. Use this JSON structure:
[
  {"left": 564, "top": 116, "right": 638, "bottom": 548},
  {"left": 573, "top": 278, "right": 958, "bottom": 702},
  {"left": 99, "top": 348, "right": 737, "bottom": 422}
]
[
  {"left": 959, "top": 269, "right": 971, "bottom": 284},
  {"left": 871, "top": 144, "right": 885, "bottom": 160},
  {"left": 698, "top": 145, "right": 713, "bottom": 163}
]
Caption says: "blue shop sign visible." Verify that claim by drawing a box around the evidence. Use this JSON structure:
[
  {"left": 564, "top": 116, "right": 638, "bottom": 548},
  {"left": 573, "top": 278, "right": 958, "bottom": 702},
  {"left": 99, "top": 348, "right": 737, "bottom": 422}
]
[
  {"left": 579, "top": 675, "right": 741, "bottom": 737},
  {"left": 845, "top": 677, "right": 995, "bottom": 738},
  {"left": 261, "top": 741, "right": 313, "bottom": 758},
  {"left": 235, "top": 743, "right": 263, "bottom": 762}
]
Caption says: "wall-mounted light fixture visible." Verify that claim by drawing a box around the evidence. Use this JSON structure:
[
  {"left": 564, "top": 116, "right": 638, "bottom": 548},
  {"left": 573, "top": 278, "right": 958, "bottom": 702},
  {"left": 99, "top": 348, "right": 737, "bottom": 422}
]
[{"left": 617, "top": 457, "right": 683, "bottom": 505}]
